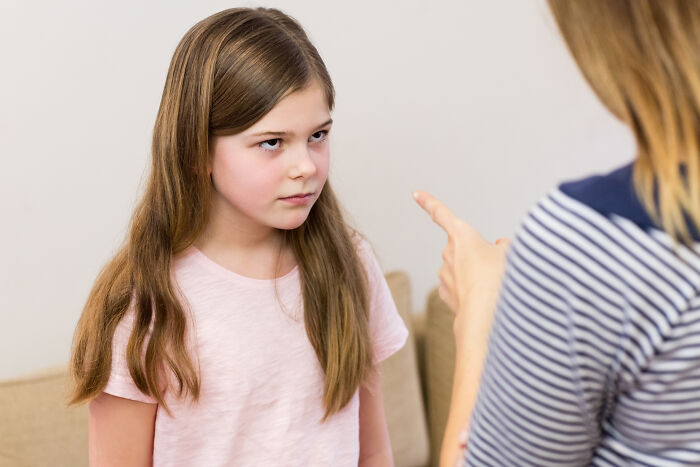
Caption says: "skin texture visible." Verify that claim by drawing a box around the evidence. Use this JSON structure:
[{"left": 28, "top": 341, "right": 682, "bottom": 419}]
[
  {"left": 358, "top": 370, "right": 395, "bottom": 467},
  {"left": 89, "top": 82, "right": 393, "bottom": 465},
  {"left": 413, "top": 190, "right": 510, "bottom": 467},
  {"left": 88, "top": 393, "right": 157, "bottom": 467}
]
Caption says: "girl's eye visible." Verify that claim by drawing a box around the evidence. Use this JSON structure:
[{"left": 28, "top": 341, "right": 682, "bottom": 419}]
[
  {"left": 259, "top": 138, "right": 281, "bottom": 151},
  {"left": 309, "top": 130, "right": 328, "bottom": 143}
]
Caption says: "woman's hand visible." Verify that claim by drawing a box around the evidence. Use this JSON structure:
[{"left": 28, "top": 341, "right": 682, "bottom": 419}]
[
  {"left": 413, "top": 190, "right": 510, "bottom": 467},
  {"left": 413, "top": 190, "right": 509, "bottom": 336}
]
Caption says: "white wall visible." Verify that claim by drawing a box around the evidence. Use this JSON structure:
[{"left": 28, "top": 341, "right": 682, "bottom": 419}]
[{"left": 0, "top": 0, "right": 634, "bottom": 380}]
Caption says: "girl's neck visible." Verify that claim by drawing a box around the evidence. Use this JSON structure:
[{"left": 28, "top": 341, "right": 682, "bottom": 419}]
[
  {"left": 197, "top": 217, "right": 279, "bottom": 251},
  {"left": 194, "top": 207, "right": 295, "bottom": 280}
]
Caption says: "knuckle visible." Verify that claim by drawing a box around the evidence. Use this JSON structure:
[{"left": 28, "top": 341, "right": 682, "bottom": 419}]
[
  {"left": 438, "top": 263, "right": 449, "bottom": 276},
  {"left": 438, "top": 287, "right": 452, "bottom": 307},
  {"left": 455, "top": 220, "right": 469, "bottom": 234}
]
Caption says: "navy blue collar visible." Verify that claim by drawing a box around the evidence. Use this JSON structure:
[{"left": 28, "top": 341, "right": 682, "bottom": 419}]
[{"left": 559, "top": 162, "right": 699, "bottom": 242}]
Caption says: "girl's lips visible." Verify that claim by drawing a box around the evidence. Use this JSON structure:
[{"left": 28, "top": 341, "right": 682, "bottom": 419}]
[{"left": 279, "top": 193, "right": 314, "bottom": 205}]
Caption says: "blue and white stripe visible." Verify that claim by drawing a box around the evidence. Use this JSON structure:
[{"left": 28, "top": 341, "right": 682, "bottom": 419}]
[{"left": 464, "top": 182, "right": 700, "bottom": 466}]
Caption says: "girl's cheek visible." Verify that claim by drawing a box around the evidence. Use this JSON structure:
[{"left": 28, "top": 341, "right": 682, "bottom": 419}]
[{"left": 317, "top": 158, "right": 330, "bottom": 181}]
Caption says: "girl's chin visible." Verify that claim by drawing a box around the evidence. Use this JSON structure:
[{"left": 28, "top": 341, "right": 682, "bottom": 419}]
[{"left": 273, "top": 214, "right": 311, "bottom": 231}]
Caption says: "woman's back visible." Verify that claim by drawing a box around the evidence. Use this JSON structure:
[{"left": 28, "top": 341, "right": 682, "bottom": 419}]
[{"left": 465, "top": 163, "right": 700, "bottom": 465}]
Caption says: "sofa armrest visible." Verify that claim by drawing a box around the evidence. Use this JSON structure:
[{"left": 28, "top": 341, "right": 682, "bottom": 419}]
[
  {"left": 0, "top": 364, "right": 88, "bottom": 467},
  {"left": 382, "top": 271, "right": 431, "bottom": 467}
]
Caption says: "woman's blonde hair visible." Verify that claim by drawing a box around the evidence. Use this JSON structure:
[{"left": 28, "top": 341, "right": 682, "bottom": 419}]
[
  {"left": 70, "top": 7, "right": 373, "bottom": 419},
  {"left": 548, "top": 0, "right": 700, "bottom": 242}
]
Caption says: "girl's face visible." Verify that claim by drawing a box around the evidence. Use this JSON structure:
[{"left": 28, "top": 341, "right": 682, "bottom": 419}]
[{"left": 208, "top": 81, "right": 332, "bottom": 233}]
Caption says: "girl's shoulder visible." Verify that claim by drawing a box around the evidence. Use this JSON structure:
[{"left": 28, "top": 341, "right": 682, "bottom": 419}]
[{"left": 350, "top": 230, "right": 370, "bottom": 253}]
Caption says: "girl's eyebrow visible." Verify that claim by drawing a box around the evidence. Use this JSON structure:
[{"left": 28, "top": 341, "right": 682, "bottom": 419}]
[{"left": 249, "top": 118, "right": 333, "bottom": 137}]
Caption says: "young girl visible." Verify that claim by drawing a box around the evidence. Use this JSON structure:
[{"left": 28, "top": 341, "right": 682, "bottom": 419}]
[{"left": 69, "top": 8, "right": 407, "bottom": 466}]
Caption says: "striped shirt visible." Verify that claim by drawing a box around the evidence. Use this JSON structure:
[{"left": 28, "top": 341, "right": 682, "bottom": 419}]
[{"left": 464, "top": 163, "right": 700, "bottom": 466}]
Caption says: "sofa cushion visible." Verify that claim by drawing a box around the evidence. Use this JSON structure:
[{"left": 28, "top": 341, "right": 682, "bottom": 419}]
[
  {"left": 0, "top": 364, "right": 88, "bottom": 467},
  {"left": 381, "top": 271, "right": 430, "bottom": 467}
]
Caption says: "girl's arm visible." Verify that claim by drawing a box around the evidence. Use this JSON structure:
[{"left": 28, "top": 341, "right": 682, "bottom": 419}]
[
  {"left": 88, "top": 392, "right": 157, "bottom": 467},
  {"left": 358, "top": 369, "right": 394, "bottom": 467}
]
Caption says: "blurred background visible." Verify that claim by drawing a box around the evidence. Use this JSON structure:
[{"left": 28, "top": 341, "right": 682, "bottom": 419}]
[{"left": 0, "top": 0, "right": 633, "bottom": 380}]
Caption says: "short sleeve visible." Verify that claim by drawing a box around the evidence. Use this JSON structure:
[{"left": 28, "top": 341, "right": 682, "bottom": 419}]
[
  {"left": 103, "top": 306, "right": 158, "bottom": 404},
  {"left": 356, "top": 238, "right": 409, "bottom": 365}
]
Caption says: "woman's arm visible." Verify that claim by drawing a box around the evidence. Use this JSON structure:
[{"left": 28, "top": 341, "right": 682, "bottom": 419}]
[
  {"left": 413, "top": 190, "right": 510, "bottom": 467},
  {"left": 439, "top": 290, "right": 495, "bottom": 467},
  {"left": 88, "top": 392, "right": 157, "bottom": 467},
  {"left": 358, "top": 369, "right": 394, "bottom": 467}
]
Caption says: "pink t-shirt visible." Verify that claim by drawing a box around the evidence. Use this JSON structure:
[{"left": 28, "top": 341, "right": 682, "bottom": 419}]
[{"left": 103, "top": 238, "right": 408, "bottom": 466}]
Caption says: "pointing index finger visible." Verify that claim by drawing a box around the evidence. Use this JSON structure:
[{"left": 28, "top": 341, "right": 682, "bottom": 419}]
[{"left": 413, "top": 190, "right": 458, "bottom": 233}]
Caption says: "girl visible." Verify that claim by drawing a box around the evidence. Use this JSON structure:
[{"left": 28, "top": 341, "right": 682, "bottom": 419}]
[
  {"left": 69, "top": 8, "right": 407, "bottom": 466},
  {"left": 416, "top": 0, "right": 700, "bottom": 465}
]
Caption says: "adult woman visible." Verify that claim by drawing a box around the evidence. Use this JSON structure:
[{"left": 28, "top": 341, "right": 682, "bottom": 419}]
[{"left": 416, "top": 1, "right": 700, "bottom": 465}]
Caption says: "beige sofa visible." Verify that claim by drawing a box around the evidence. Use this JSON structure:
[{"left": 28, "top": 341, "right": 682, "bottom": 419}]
[{"left": 0, "top": 272, "right": 456, "bottom": 467}]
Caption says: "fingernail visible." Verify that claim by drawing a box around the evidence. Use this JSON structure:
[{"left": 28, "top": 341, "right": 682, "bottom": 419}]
[{"left": 412, "top": 191, "right": 419, "bottom": 200}]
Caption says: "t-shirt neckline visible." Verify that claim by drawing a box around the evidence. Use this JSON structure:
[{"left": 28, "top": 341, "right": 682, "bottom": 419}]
[{"left": 185, "top": 246, "right": 300, "bottom": 286}]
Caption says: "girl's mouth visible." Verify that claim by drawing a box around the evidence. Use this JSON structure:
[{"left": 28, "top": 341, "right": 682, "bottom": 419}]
[{"left": 279, "top": 193, "right": 314, "bottom": 205}]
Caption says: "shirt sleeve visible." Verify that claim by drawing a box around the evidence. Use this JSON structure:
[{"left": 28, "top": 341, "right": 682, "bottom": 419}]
[
  {"left": 102, "top": 305, "right": 158, "bottom": 404},
  {"left": 356, "top": 238, "right": 409, "bottom": 365}
]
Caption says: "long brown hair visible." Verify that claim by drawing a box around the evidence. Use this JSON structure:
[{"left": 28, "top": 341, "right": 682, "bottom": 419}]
[
  {"left": 70, "top": 7, "right": 373, "bottom": 419},
  {"left": 548, "top": 0, "right": 700, "bottom": 242}
]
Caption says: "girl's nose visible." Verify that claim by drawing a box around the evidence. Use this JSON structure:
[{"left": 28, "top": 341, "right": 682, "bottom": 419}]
[{"left": 289, "top": 146, "right": 317, "bottom": 179}]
